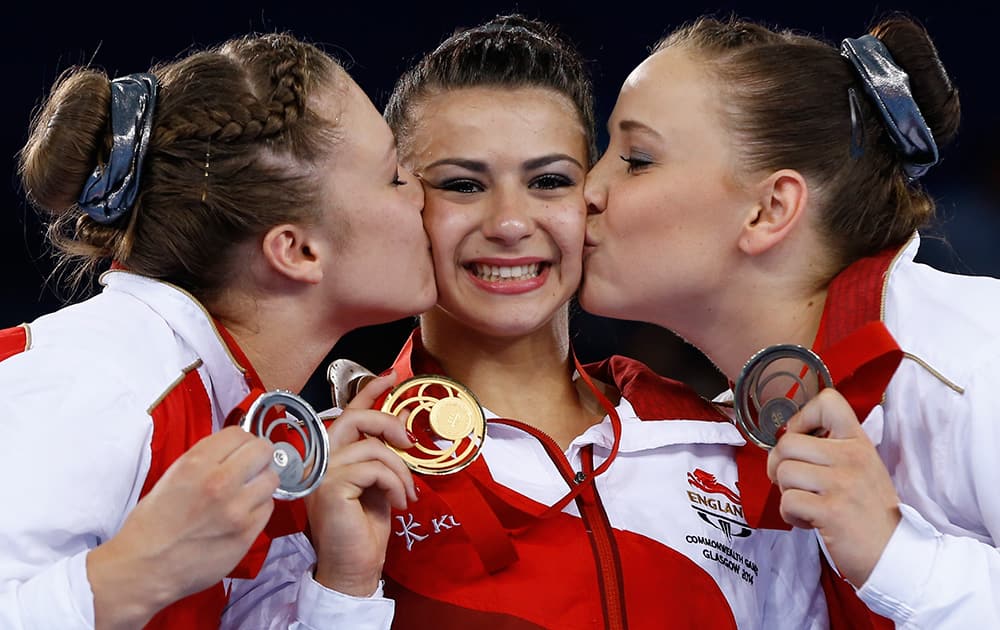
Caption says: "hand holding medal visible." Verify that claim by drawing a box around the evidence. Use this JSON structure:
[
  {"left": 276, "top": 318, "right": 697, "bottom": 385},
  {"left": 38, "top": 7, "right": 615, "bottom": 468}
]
[
  {"left": 328, "top": 359, "right": 486, "bottom": 475},
  {"left": 231, "top": 390, "right": 331, "bottom": 500}
]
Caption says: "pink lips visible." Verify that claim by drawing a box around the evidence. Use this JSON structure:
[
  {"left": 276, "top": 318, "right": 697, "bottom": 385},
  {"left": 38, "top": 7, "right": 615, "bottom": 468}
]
[{"left": 466, "top": 258, "right": 549, "bottom": 295}]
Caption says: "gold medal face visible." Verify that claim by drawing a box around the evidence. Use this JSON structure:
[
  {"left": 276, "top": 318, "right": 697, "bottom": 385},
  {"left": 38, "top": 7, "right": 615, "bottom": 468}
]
[{"left": 380, "top": 375, "right": 486, "bottom": 475}]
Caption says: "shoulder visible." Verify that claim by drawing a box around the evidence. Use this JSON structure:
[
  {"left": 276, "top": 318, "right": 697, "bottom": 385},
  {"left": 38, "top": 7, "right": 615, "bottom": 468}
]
[
  {"left": 1, "top": 290, "right": 200, "bottom": 422},
  {"left": 886, "top": 255, "right": 1000, "bottom": 379},
  {"left": 584, "top": 355, "right": 728, "bottom": 422}
]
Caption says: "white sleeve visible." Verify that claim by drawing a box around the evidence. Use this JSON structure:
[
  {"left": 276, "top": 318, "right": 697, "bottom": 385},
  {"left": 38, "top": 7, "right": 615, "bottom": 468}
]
[
  {"left": 857, "top": 359, "right": 1000, "bottom": 628},
  {"left": 222, "top": 534, "right": 394, "bottom": 629},
  {"left": 0, "top": 362, "right": 150, "bottom": 630},
  {"left": 857, "top": 504, "right": 1000, "bottom": 628},
  {"left": 0, "top": 551, "right": 93, "bottom": 629}
]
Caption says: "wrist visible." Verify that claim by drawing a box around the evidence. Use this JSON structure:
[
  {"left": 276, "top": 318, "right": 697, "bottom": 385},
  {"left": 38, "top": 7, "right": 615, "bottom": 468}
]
[
  {"left": 845, "top": 504, "right": 902, "bottom": 587},
  {"left": 87, "top": 541, "right": 172, "bottom": 630},
  {"left": 312, "top": 564, "right": 382, "bottom": 598}
]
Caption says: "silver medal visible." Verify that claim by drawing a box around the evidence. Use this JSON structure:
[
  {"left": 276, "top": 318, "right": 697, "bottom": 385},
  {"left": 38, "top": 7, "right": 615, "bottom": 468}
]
[
  {"left": 732, "top": 344, "right": 833, "bottom": 449},
  {"left": 240, "top": 390, "right": 330, "bottom": 500}
]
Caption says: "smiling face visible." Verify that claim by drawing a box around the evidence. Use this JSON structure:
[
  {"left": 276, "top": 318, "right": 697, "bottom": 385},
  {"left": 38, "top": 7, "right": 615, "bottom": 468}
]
[
  {"left": 580, "top": 46, "right": 756, "bottom": 330},
  {"left": 313, "top": 77, "right": 437, "bottom": 329},
  {"left": 403, "top": 86, "right": 588, "bottom": 339}
]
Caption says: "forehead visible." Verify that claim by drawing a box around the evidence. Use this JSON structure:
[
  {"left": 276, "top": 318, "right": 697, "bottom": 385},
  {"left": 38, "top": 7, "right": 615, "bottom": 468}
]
[
  {"left": 409, "top": 87, "right": 587, "bottom": 161},
  {"left": 323, "top": 77, "right": 393, "bottom": 154},
  {"left": 615, "top": 46, "right": 718, "bottom": 126}
]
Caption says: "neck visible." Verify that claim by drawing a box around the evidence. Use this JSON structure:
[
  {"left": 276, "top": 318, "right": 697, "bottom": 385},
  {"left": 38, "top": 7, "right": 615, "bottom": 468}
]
[
  {"left": 674, "top": 280, "right": 828, "bottom": 385},
  {"left": 420, "top": 308, "right": 607, "bottom": 449},
  {"left": 212, "top": 292, "right": 342, "bottom": 394}
]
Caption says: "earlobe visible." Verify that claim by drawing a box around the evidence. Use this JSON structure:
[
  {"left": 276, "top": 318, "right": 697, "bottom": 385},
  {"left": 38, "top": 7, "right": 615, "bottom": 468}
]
[
  {"left": 737, "top": 169, "right": 809, "bottom": 256},
  {"left": 261, "top": 224, "right": 325, "bottom": 284}
]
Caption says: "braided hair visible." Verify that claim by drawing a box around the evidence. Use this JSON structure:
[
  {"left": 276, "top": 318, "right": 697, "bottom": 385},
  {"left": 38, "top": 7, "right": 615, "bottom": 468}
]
[{"left": 19, "top": 32, "right": 345, "bottom": 298}]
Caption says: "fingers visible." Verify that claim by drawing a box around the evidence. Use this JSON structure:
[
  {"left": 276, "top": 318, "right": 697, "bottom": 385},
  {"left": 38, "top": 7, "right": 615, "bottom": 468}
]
[
  {"left": 187, "top": 425, "right": 261, "bottom": 461},
  {"left": 767, "top": 431, "right": 835, "bottom": 480},
  {"left": 347, "top": 371, "right": 398, "bottom": 411},
  {"left": 771, "top": 458, "right": 830, "bottom": 495},
  {"left": 231, "top": 469, "right": 279, "bottom": 537},
  {"left": 243, "top": 464, "right": 282, "bottom": 505},
  {"left": 327, "top": 407, "right": 412, "bottom": 451},
  {"left": 777, "top": 488, "right": 824, "bottom": 530},
  {"left": 329, "top": 436, "right": 416, "bottom": 503},
  {"left": 219, "top": 432, "right": 281, "bottom": 484},
  {"left": 767, "top": 389, "right": 865, "bottom": 479},
  {"left": 333, "top": 460, "right": 412, "bottom": 510}
]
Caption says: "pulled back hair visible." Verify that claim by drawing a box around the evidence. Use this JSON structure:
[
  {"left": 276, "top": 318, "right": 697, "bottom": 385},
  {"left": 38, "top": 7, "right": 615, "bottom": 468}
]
[
  {"left": 19, "top": 32, "right": 346, "bottom": 300},
  {"left": 384, "top": 14, "right": 597, "bottom": 165},
  {"left": 656, "top": 14, "right": 960, "bottom": 269}
]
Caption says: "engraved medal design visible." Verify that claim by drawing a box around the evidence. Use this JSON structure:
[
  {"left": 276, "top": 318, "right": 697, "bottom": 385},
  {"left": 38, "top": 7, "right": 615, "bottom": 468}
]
[
  {"left": 380, "top": 375, "right": 486, "bottom": 475},
  {"left": 240, "top": 390, "right": 330, "bottom": 500},
  {"left": 732, "top": 344, "right": 833, "bottom": 449}
]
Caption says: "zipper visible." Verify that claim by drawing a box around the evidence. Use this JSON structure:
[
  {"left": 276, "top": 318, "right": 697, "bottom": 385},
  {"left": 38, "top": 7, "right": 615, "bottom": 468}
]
[
  {"left": 577, "top": 445, "right": 627, "bottom": 630},
  {"left": 488, "top": 420, "right": 627, "bottom": 630}
]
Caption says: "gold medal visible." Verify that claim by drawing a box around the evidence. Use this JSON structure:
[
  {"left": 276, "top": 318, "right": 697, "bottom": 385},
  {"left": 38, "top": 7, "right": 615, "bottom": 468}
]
[{"left": 380, "top": 375, "right": 486, "bottom": 475}]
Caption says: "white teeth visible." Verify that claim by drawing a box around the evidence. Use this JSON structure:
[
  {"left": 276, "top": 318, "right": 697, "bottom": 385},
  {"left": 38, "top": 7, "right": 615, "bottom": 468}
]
[{"left": 473, "top": 263, "right": 541, "bottom": 281}]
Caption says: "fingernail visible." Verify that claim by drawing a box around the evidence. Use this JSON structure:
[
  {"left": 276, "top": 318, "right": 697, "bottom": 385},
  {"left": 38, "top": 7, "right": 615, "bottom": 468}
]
[{"left": 406, "top": 430, "right": 419, "bottom": 444}]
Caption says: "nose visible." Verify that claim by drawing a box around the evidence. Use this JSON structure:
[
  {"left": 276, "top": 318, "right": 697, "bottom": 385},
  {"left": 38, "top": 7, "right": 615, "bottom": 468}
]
[
  {"left": 483, "top": 185, "right": 533, "bottom": 245},
  {"left": 584, "top": 158, "right": 608, "bottom": 216}
]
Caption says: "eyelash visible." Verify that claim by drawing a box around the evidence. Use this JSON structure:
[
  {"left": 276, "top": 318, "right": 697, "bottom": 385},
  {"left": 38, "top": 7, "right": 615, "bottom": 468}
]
[
  {"left": 530, "top": 174, "right": 574, "bottom": 190},
  {"left": 435, "top": 174, "right": 574, "bottom": 194},
  {"left": 392, "top": 170, "right": 408, "bottom": 187},
  {"left": 437, "top": 179, "right": 483, "bottom": 194},
  {"left": 620, "top": 154, "right": 654, "bottom": 174}
]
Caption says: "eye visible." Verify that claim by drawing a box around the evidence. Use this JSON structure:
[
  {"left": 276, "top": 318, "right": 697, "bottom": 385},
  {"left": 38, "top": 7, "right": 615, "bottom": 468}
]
[
  {"left": 529, "top": 173, "right": 575, "bottom": 190},
  {"left": 392, "top": 169, "right": 408, "bottom": 187},
  {"left": 619, "top": 154, "right": 654, "bottom": 174},
  {"left": 436, "top": 178, "right": 485, "bottom": 194}
]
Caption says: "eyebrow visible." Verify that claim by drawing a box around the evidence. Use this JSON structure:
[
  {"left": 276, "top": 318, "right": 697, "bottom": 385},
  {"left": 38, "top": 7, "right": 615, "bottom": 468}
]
[
  {"left": 524, "top": 153, "right": 584, "bottom": 171},
  {"left": 422, "top": 153, "right": 583, "bottom": 172},
  {"left": 611, "top": 119, "right": 664, "bottom": 139}
]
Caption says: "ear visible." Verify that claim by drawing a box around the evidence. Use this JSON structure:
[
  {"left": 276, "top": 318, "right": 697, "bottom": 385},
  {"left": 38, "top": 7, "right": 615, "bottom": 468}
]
[
  {"left": 260, "top": 223, "right": 325, "bottom": 284},
  {"left": 738, "top": 169, "right": 810, "bottom": 256}
]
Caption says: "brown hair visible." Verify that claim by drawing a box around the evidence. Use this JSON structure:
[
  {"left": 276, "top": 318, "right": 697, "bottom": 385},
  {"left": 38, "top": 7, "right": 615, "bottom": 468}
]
[
  {"left": 655, "top": 13, "right": 960, "bottom": 269},
  {"left": 19, "top": 32, "right": 346, "bottom": 300},
  {"left": 384, "top": 13, "right": 596, "bottom": 165}
]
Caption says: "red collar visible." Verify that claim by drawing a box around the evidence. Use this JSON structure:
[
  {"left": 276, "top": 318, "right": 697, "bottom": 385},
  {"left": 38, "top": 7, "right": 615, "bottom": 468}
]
[{"left": 738, "top": 245, "right": 905, "bottom": 530}]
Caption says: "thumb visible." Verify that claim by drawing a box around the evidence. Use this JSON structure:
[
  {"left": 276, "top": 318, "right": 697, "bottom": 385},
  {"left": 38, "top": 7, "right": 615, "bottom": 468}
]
[
  {"left": 784, "top": 388, "right": 862, "bottom": 440},
  {"left": 346, "top": 370, "right": 398, "bottom": 411}
]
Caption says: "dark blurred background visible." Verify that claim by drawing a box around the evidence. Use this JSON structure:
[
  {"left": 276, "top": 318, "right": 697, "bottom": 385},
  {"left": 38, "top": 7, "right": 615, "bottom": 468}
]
[{"left": 3, "top": 2, "right": 997, "bottom": 409}]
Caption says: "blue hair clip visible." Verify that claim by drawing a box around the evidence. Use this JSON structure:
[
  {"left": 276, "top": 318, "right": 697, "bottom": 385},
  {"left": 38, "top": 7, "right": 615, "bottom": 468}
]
[
  {"left": 840, "top": 35, "right": 938, "bottom": 180},
  {"left": 77, "top": 72, "right": 158, "bottom": 223}
]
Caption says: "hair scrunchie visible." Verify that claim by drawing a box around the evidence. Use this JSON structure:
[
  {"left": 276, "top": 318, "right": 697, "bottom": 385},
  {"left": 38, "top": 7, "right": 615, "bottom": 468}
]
[
  {"left": 77, "top": 72, "right": 158, "bottom": 223},
  {"left": 840, "top": 35, "right": 939, "bottom": 180}
]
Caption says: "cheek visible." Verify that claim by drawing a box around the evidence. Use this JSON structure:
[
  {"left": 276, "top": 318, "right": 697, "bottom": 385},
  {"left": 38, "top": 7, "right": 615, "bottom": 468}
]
[
  {"left": 423, "top": 209, "right": 471, "bottom": 265},
  {"left": 546, "top": 200, "right": 587, "bottom": 250},
  {"left": 612, "top": 184, "right": 673, "bottom": 240}
]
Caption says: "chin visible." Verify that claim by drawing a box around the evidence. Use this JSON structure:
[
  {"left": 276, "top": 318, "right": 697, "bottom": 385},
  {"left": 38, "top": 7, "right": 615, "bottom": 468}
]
[{"left": 577, "top": 283, "right": 614, "bottom": 318}]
